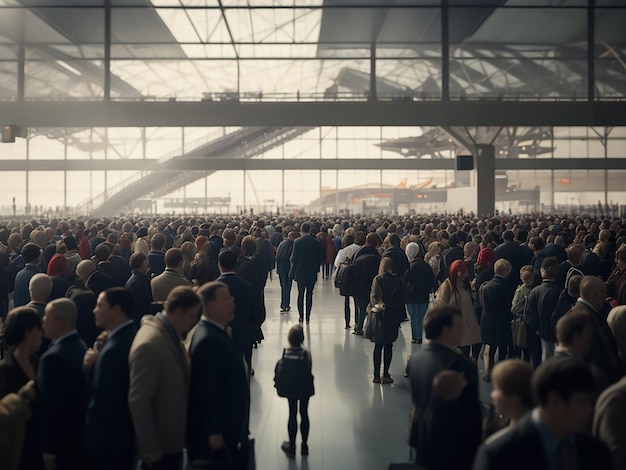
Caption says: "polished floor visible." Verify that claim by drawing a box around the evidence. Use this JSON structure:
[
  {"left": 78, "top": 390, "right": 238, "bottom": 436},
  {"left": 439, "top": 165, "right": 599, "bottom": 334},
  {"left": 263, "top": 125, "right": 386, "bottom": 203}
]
[{"left": 248, "top": 276, "right": 493, "bottom": 470}]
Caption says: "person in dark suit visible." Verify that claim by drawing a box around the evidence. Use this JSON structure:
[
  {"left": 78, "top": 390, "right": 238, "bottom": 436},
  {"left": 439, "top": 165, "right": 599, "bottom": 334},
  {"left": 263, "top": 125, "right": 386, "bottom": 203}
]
[
  {"left": 125, "top": 252, "right": 153, "bottom": 327},
  {"left": 409, "top": 304, "right": 482, "bottom": 470},
  {"left": 381, "top": 234, "right": 409, "bottom": 278},
  {"left": 478, "top": 259, "right": 515, "bottom": 380},
  {"left": 289, "top": 223, "right": 322, "bottom": 323},
  {"left": 523, "top": 257, "right": 562, "bottom": 368},
  {"left": 84, "top": 287, "right": 137, "bottom": 470},
  {"left": 566, "top": 276, "right": 624, "bottom": 385},
  {"left": 147, "top": 233, "right": 167, "bottom": 278},
  {"left": 188, "top": 281, "right": 251, "bottom": 470},
  {"left": 13, "top": 243, "right": 43, "bottom": 307},
  {"left": 217, "top": 249, "right": 263, "bottom": 372},
  {"left": 473, "top": 357, "right": 612, "bottom": 470},
  {"left": 494, "top": 230, "right": 526, "bottom": 287},
  {"left": 351, "top": 233, "right": 382, "bottom": 335},
  {"left": 275, "top": 232, "right": 297, "bottom": 313},
  {"left": 76, "top": 259, "right": 115, "bottom": 299},
  {"left": 37, "top": 298, "right": 88, "bottom": 470}
]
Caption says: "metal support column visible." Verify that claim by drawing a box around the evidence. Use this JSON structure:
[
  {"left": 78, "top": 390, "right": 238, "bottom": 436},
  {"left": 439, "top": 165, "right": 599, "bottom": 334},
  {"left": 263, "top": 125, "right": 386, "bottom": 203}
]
[
  {"left": 476, "top": 144, "right": 495, "bottom": 216},
  {"left": 441, "top": 0, "right": 450, "bottom": 101},
  {"left": 104, "top": 0, "right": 111, "bottom": 101},
  {"left": 587, "top": 0, "right": 595, "bottom": 102},
  {"left": 370, "top": 43, "right": 377, "bottom": 101},
  {"left": 17, "top": 46, "right": 25, "bottom": 101}
]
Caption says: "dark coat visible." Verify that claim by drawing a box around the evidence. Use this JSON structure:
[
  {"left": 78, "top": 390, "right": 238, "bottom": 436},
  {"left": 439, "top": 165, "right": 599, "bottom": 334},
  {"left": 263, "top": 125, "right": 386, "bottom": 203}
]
[
  {"left": 48, "top": 276, "right": 71, "bottom": 302},
  {"left": 125, "top": 270, "right": 154, "bottom": 327},
  {"left": 550, "top": 290, "right": 577, "bottom": 340},
  {"left": 217, "top": 273, "right": 264, "bottom": 367},
  {"left": 236, "top": 256, "right": 258, "bottom": 286},
  {"left": 66, "top": 285, "right": 100, "bottom": 347},
  {"left": 108, "top": 255, "right": 132, "bottom": 286},
  {"left": 289, "top": 234, "right": 322, "bottom": 286},
  {"left": 444, "top": 246, "right": 464, "bottom": 270},
  {"left": 36, "top": 332, "right": 88, "bottom": 469},
  {"left": 405, "top": 258, "right": 436, "bottom": 305},
  {"left": 369, "top": 273, "right": 406, "bottom": 344},
  {"left": 187, "top": 320, "right": 250, "bottom": 461},
  {"left": 275, "top": 238, "right": 294, "bottom": 278},
  {"left": 409, "top": 342, "right": 482, "bottom": 470},
  {"left": 524, "top": 280, "right": 562, "bottom": 340},
  {"left": 147, "top": 250, "right": 166, "bottom": 278},
  {"left": 473, "top": 413, "right": 612, "bottom": 470},
  {"left": 569, "top": 301, "right": 624, "bottom": 385},
  {"left": 352, "top": 246, "right": 381, "bottom": 298},
  {"left": 478, "top": 275, "right": 515, "bottom": 346},
  {"left": 86, "top": 270, "right": 115, "bottom": 298},
  {"left": 382, "top": 246, "right": 409, "bottom": 278},
  {"left": 85, "top": 322, "right": 137, "bottom": 467},
  {"left": 494, "top": 241, "right": 526, "bottom": 283}
]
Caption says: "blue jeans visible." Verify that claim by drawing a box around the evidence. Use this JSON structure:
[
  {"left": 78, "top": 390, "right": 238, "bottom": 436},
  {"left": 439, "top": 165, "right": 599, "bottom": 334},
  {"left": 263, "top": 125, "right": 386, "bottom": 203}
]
[{"left": 406, "top": 303, "right": 428, "bottom": 341}]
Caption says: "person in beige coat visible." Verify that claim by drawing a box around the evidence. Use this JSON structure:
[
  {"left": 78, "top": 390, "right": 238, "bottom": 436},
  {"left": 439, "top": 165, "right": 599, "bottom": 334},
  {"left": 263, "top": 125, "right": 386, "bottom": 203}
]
[
  {"left": 436, "top": 260, "right": 481, "bottom": 361},
  {"left": 128, "top": 286, "right": 201, "bottom": 470},
  {"left": 151, "top": 248, "right": 191, "bottom": 303}
]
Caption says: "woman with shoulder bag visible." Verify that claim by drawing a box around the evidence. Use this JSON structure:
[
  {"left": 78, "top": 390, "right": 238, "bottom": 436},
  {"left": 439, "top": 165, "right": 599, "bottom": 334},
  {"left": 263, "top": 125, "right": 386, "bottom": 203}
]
[
  {"left": 436, "top": 260, "right": 481, "bottom": 362},
  {"left": 369, "top": 257, "right": 406, "bottom": 384}
]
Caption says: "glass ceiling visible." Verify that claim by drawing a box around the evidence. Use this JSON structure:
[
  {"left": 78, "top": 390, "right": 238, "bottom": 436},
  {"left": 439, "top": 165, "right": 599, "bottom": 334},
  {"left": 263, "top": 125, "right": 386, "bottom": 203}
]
[{"left": 0, "top": 1, "right": 624, "bottom": 102}]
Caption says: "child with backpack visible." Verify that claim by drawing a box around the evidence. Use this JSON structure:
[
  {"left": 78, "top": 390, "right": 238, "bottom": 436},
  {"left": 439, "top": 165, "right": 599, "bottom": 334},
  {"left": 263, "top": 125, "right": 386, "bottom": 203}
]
[{"left": 273, "top": 324, "right": 315, "bottom": 458}]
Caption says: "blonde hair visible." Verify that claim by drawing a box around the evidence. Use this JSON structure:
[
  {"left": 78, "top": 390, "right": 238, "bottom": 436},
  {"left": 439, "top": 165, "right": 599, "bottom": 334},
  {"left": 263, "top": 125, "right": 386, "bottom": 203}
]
[
  {"left": 608, "top": 306, "right": 626, "bottom": 355},
  {"left": 379, "top": 257, "right": 393, "bottom": 275}
]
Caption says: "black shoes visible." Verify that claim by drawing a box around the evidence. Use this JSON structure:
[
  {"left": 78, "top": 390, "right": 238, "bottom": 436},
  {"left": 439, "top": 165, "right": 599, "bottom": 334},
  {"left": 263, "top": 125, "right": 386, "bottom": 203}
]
[
  {"left": 281, "top": 441, "right": 296, "bottom": 458},
  {"left": 280, "top": 308, "right": 287, "bottom": 313},
  {"left": 301, "top": 443, "right": 309, "bottom": 456}
]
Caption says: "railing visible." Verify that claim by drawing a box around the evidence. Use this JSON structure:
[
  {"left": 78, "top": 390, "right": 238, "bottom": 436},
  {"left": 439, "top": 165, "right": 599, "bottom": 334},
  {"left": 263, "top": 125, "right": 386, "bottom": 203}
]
[
  {"left": 4, "top": 92, "right": 625, "bottom": 104},
  {"left": 74, "top": 127, "right": 228, "bottom": 214}
]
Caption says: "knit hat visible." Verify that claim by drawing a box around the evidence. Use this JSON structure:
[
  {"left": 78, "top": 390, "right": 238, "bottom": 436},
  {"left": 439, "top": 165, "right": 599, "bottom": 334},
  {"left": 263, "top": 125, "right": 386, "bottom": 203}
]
[
  {"left": 47, "top": 253, "right": 67, "bottom": 277},
  {"left": 405, "top": 242, "right": 423, "bottom": 262}
]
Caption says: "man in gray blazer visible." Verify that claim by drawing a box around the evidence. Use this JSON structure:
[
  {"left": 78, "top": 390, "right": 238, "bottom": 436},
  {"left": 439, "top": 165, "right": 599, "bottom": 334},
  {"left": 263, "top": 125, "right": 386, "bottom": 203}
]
[
  {"left": 128, "top": 286, "right": 201, "bottom": 470},
  {"left": 150, "top": 248, "right": 191, "bottom": 303}
]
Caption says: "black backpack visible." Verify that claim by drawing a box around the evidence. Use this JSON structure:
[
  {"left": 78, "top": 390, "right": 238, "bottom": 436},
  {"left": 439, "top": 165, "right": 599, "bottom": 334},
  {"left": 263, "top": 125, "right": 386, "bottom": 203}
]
[
  {"left": 274, "top": 348, "right": 314, "bottom": 399},
  {"left": 334, "top": 257, "right": 355, "bottom": 296}
]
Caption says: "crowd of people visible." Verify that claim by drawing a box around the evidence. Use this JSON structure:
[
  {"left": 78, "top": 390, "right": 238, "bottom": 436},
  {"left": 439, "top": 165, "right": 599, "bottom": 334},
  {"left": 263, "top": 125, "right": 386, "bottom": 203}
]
[{"left": 0, "top": 211, "right": 624, "bottom": 469}]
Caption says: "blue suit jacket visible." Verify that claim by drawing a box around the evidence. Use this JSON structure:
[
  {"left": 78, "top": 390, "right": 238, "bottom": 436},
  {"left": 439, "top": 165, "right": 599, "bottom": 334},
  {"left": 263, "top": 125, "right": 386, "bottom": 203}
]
[
  {"left": 125, "top": 270, "right": 153, "bottom": 326},
  {"left": 187, "top": 320, "right": 250, "bottom": 461},
  {"left": 36, "top": 332, "right": 88, "bottom": 467},
  {"left": 86, "top": 322, "right": 137, "bottom": 464}
]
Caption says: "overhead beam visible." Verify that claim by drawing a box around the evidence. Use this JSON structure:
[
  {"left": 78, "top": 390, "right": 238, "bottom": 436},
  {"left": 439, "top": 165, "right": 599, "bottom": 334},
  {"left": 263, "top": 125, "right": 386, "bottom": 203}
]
[
  {"left": 1, "top": 158, "right": 624, "bottom": 171},
  {"left": 2, "top": 101, "right": 626, "bottom": 128}
]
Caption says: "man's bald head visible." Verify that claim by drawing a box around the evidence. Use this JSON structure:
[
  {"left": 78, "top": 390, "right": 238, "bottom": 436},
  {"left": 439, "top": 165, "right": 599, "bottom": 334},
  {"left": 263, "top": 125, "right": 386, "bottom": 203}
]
[{"left": 579, "top": 275, "right": 606, "bottom": 312}]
